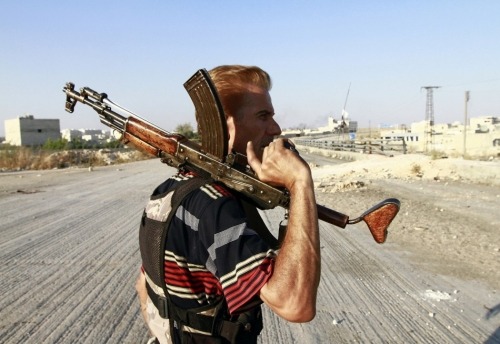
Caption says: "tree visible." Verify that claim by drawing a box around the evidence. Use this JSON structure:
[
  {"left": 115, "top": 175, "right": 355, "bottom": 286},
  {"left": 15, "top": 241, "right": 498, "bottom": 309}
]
[
  {"left": 43, "top": 138, "right": 68, "bottom": 150},
  {"left": 104, "top": 139, "right": 123, "bottom": 149},
  {"left": 174, "top": 123, "right": 198, "bottom": 140}
]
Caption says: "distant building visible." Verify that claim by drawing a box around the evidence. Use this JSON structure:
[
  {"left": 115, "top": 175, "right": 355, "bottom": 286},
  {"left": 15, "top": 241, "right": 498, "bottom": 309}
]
[
  {"left": 283, "top": 115, "right": 358, "bottom": 137},
  {"left": 61, "top": 128, "right": 112, "bottom": 144},
  {"left": 4, "top": 115, "right": 61, "bottom": 146},
  {"left": 317, "top": 116, "right": 358, "bottom": 134},
  {"left": 380, "top": 116, "right": 500, "bottom": 156}
]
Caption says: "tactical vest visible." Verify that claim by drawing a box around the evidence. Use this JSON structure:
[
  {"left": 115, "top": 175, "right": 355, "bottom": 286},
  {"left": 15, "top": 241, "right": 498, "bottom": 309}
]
[{"left": 139, "top": 176, "right": 281, "bottom": 344}]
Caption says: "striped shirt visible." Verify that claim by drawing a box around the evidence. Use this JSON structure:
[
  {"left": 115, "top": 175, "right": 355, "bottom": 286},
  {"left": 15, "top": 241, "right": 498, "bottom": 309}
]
[{"left": 147, "top": 172, "right": 276, "bottom": 315}]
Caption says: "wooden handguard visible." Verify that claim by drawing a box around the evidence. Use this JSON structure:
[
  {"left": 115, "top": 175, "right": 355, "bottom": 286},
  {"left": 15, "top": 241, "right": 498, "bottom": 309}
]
[{"left": 124, "top": 117, "right": 185, "bottom": 157}]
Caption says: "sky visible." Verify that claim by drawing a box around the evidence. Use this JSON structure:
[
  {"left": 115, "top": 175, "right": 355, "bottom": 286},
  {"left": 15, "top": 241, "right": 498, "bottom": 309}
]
[{"left": 1, "top": 1, "right": 499, "bottom": 137}]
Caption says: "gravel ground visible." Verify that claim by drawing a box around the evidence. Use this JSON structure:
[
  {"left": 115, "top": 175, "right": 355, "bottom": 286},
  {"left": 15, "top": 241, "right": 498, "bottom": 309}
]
[{"left": 0, "top": 153, "right": 499, "bottom": 343}]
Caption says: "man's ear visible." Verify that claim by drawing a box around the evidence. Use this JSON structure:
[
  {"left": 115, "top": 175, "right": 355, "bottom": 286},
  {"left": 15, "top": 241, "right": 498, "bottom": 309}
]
[
  {"left": 226, "top": 115, "right": 235, "bottom": 139},
  {"left": 226, "top": 115, "right": 236, "bottom": 151}
]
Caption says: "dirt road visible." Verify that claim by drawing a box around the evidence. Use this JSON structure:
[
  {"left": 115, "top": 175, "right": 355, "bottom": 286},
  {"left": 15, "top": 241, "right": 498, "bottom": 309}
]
[{"left": 0, "top": 157, "right": 498, "bottom": 343}]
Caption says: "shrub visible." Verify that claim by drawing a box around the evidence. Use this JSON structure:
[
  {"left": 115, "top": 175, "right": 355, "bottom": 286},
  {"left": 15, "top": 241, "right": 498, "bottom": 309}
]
[
  {"left": 0, "top": 143, "right": 151, "bottom": 171},
  {"left": 411, "top": 163, "right": 422, "bottom": 176},
  {"left": 42, "top": 138, "right": 69, "bottom": 150}
]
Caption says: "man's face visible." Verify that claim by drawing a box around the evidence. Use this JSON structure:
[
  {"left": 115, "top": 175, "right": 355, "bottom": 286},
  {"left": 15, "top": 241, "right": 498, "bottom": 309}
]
[{"left": 226, "top": 85, "right": 282, "bottom": 160}]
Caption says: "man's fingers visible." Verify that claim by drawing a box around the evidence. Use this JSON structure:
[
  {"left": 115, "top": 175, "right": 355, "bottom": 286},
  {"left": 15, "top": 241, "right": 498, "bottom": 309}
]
[
  {"left": 283, "top": 140, "right": 299, "bottom": 154},
  {"left": 246, "top": 141, "right": 262, "bottom": 173}
]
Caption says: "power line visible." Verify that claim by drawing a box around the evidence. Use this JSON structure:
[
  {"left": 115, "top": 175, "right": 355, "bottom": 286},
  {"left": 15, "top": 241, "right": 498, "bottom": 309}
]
[{"left": 421, "top": 86, "right": 441, "bottom": 152}]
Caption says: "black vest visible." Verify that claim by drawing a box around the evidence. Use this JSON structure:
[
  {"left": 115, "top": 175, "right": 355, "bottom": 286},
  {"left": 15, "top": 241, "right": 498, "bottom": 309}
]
[{"left": 139, "top": 176, "right": 276, "bottom": 344}]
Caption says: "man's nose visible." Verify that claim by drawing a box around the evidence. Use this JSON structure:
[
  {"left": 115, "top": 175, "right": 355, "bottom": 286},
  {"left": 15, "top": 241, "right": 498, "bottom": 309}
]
[{"left": 268, "top": 118, "right": 282, "bottom": 136}]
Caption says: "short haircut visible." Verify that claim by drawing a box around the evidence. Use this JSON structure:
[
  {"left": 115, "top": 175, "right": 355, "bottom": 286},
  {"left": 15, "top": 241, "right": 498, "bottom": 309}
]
[{"left": 208, "top": 65, "right": 272, "bottom": 119}]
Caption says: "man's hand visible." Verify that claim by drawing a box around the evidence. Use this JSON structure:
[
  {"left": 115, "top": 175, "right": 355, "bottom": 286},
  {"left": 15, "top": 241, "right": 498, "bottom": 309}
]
[{"left": 246, "top": 139, "right": 311, "bottom": 191}]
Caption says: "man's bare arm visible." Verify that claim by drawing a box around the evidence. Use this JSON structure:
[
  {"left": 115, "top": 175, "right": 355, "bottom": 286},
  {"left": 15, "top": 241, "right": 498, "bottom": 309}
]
[
  {"left": 247, "top": 139, "right": 320, "bottom": 322},
  {"left": 135, "top": 271, "right": 150, "bottom": 325}
]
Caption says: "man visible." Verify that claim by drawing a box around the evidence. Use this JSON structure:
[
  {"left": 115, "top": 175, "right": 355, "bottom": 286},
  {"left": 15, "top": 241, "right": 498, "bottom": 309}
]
[{"left": 136, "top": 65, "right": 320, "bottom": 343}]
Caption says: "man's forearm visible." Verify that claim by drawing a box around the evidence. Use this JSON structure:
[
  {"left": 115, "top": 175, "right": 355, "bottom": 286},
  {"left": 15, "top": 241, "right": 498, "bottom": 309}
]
[{"left": 260, "top": 179, "right": 320, "bottom": 322}]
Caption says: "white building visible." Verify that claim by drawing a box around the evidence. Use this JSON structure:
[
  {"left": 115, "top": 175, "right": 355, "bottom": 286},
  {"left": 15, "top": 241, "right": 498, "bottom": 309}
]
[
  {"left": 380, "top": 116, "right": 499, "bottom": 156},
  {"left": 61, "top": 128, "right": 112, "bottom": 143}
]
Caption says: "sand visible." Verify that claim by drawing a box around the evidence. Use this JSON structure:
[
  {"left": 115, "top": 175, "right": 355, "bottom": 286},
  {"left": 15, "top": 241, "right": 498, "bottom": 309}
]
[{"left": 304, "top": 149, "right": 500, "bottom": 289}]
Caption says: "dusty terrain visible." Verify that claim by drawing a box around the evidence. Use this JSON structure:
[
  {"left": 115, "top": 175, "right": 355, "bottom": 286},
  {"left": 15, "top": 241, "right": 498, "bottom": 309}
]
[
  {"left": 306, "top": 149, "right": 500, "bottom": 290},
  {"left": 0, "top": 151, "right": 499, "bottom": 343}
]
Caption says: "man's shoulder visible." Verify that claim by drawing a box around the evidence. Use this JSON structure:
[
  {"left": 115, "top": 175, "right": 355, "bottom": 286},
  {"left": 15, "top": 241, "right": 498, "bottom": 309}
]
[{"left": 152, "top": 171, "right": 236, "bottom": 203}]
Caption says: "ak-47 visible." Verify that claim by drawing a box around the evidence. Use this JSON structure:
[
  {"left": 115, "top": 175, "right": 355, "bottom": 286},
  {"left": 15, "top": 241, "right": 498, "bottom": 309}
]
[{"left": 63, "top": 69, "right": 400, "bottom": 243}]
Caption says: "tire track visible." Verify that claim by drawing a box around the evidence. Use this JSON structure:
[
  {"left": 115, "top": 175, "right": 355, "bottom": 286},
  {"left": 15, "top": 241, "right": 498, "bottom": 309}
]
[
  {"left": 259, "top": 192, "right": 497, "bottom": 343},
  {"left": 1, "top": 159, "right": 498, "bottom": 343},
  {"left": 0, "top": 161, "right": 166, "bottom": 343}
]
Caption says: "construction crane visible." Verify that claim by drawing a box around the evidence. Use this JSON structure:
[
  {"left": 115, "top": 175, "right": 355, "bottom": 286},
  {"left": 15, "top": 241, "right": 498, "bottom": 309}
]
[{"left": 338, "top": 82, "right": 351, "bottom": 141}]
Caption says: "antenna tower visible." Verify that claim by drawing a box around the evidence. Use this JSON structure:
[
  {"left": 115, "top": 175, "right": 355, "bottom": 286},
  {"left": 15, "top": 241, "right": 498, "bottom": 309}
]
[{"left": 421, "top": 86, "right": 440, "bottom": 152}]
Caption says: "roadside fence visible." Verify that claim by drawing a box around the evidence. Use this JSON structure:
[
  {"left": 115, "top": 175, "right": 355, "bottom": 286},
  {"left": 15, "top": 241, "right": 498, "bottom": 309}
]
[{"left": 294, "top": 137, "right": 407, "bottom": 156}]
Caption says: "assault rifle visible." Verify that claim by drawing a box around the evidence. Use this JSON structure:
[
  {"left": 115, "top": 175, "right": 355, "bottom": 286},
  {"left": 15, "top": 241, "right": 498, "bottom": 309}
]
[{"left": 63, "top": 69, "right": 400, "bottom": 243}]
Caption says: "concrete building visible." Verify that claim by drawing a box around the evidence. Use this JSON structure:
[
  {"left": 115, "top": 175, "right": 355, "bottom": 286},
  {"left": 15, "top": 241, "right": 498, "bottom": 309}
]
[
  {"left": 4, "top": 115, "right": 61, "bottom": 146},
  {"left": 380, "top": 116, "right": 500, "bottom": 156}
]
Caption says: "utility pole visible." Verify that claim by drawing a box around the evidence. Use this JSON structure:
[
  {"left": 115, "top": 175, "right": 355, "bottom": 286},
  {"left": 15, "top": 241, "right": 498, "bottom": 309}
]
[
  {"left": 421, "top": 86, "right": 441, "bottom": 153},
  {"left": 463, "top": 91, "right": 470, "bottom": 157}
]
